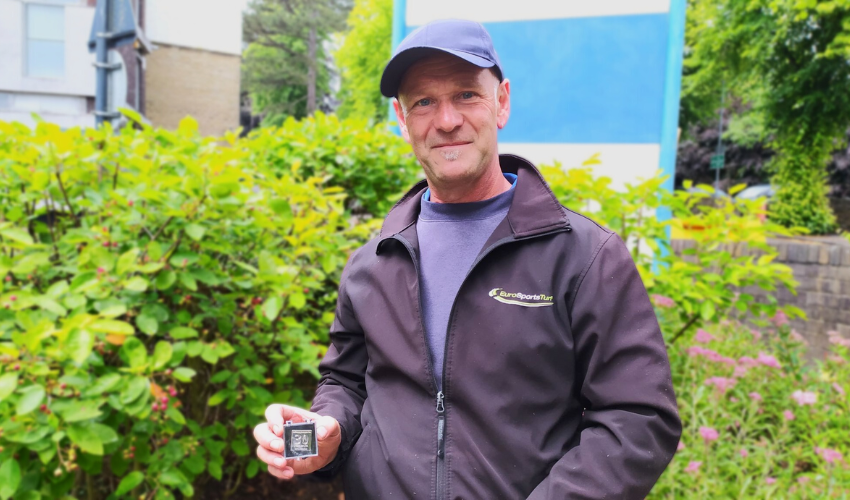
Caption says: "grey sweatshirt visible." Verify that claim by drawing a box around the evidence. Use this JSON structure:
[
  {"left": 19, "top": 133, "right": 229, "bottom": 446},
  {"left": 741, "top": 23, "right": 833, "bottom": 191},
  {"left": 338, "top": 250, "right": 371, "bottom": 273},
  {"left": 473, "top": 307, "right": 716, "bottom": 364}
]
[{"left": 416, "top": 173, "right": 517, "bottom": 389}]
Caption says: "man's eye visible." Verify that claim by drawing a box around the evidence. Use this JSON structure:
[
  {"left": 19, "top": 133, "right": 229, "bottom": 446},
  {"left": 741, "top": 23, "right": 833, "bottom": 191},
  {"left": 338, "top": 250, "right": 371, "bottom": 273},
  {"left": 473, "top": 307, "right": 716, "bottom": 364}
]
[
  {"left": 460, "top": 92, "right": 475, "bottom": 99},
  {"left": 416, "top": 98, "right": 432, "bottom": 107}
]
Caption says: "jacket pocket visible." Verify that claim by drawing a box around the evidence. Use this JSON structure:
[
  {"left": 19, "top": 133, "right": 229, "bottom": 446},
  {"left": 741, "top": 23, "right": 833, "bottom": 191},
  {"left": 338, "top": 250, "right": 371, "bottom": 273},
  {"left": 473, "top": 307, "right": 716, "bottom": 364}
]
[{"left": 343, "top": 424, "right": 374, "bottom": 498}]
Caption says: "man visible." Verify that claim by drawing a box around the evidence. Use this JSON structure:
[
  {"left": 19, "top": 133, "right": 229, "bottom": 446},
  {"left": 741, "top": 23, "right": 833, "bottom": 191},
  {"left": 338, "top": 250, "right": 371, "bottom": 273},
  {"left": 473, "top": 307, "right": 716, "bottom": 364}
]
[{"left": 254, "top": 19, "right": 681, "bottom": 499}]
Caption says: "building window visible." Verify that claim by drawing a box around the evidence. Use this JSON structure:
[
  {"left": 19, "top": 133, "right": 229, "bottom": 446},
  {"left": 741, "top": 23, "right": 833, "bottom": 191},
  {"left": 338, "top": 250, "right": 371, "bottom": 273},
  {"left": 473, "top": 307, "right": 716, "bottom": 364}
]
[{"left": 25, "top": 3, "right": 66, "bottom": 78}]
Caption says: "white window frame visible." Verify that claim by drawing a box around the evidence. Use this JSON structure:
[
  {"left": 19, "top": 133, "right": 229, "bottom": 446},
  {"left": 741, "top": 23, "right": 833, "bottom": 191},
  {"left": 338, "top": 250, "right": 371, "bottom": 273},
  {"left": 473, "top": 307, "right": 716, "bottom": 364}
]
[{"left": 22, "top": 0, "right": 80, "bottom": 79}]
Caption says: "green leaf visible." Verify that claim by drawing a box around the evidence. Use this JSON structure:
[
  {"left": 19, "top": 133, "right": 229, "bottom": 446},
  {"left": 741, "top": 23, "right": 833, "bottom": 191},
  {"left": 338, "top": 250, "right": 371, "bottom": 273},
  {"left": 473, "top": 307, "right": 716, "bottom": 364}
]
[
  {"left": 0, "top": 228, "right": 33, "bottom": 246},
  {"left": 34, "top": 297, "right": 67, "bottom": 316},
  {"left": 184, "top": 223, "right": 206, "bottom": 241},
  {"left": 289, "top": 292, "right": 306, "bottom": 310},
  {"left": 156, "top": 270, "right": 176, "bottom": 290},
  {"left": 207, "top": 460, "right": 222, "bottom": 480},
  {"left": 85, "top": 373, "right": 122, "bottom": 397},
  {"left": 67, "top": 423, "right": 104, "bottom": 455},
  {"left": 136, "top": 314, "right": 159, "bottom": 335},
  {"left": 165, "top": 406, "right": 186, "bottom": 425},
  {"left": 116, "top": 248, "right": 140, "bottom": 275},
  {"left": 0, "top": 458, "right": 21, "bottom": 500},
  {"left": 262, "top": 296, "right": 282, "bottom": 321},
  {"left": 231, "top": 439, "right": 250, "bottom": 457},
  {"left": 138, "top": 262, "right": 164, "bottom": 273},
  {"left": 90, "top": 422, "right": 119, "bottom": 444},
  {"left": 16, "top": 384, "right": 45, "bottom": 416},
  {"left": 179, "top": 272, "right": 197, "bottom": 291},
  {"left": 172, "top": 367, "right": 196, "bottom": 382},
  {"left": 90, "top": 319, "right": 135, "bottom": 335},
  {"left": 99, "top": 304, "right": 127, "bottom": 318},
  {"left": 124, "top": 276, "right": 149, "bottom": 292},
  {"left": 66, "top": 328, "right": 94, "bottom": 365},
  {"left": 700, "top": 300, "right": 716, "bottom": 322},
  {"left": 207, "top": 389, "right": 229, "bottom": 406},
  {"left": 57, "top": 400, "right": 103, "bottom": 423},
  {"left": 245, "top": 459, "right": 260, "bottom": 479},
  {"left": 152, "top": 341, "right": 173, "bottom": 370},
  {"left": 120, "top": 377, "right": 149, "bottom": 405},
  {"left": 115, "top": 471, "right": 144, "bottom": 496},
  {"left": 121, "top": 337, "right": 148, "bottom": 368},
  {"left": 0, "top": 373, "right": 18, "bottom": 402},
  {"left": 169, "top": 327, "right": 198, "bottom": 340}
]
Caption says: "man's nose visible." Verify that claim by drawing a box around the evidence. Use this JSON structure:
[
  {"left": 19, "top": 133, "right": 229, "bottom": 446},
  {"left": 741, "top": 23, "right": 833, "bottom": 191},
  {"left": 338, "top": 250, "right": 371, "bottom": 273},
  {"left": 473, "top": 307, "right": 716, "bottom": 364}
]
[{"left": 434, "top": 101, "right": 463, "bottom": 132}]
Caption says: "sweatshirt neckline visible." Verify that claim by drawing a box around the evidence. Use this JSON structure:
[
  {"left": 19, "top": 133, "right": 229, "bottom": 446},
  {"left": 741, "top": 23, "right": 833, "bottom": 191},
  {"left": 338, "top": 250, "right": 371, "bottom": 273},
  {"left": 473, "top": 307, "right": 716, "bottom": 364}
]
[{"left": 419, "top": 173, "right": 516, "bottom": 222}]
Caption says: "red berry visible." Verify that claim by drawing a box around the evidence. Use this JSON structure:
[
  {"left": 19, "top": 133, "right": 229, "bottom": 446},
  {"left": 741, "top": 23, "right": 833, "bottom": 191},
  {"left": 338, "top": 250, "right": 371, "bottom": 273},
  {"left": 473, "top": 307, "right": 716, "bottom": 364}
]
[
  {"left": 165, "top": 369, "right": 173, "bottom": 376},
  {"left": 151, "top": 403, "right": 158, "bottom": 412},
  {"left": 162, "top": 438, "right": 169, "bottom": 444},
  {"left": 128, "top": 453, "right": 134, "bottom": 459},
  {"left": 130, "top": 446, "right": 135, "bottom": 451},
  {"left": 12, "top": 364, "right": 19, "bottom": 371},
  {"left": 128, "top": 201, "right": 134, "bottom": 207},
  {"left": 97, "top": 267, "right": 105, "bottom": 274},
  {"left": 160, "top": 396, "right": 169, "bottom": 403},
  {"left": 4, "top": 275, "right": 10, "bottom": 282},
  {"left": 9, "top": 296, "right": 16, "bottom": 302},
  {"left": 112, "top": 242, "right": 119, "bottom": 248},
  {"left": 39, "top": 404, "right": 47, "bottom": 412},
  {"left": 303, "top": 288, "right": 309, "bottom": 293},
  {"left": 102, "top": 242, "right": 110, "bottom": 247},
  {"left": 168, "top": 388, "right": 177, "bottom": 397}
]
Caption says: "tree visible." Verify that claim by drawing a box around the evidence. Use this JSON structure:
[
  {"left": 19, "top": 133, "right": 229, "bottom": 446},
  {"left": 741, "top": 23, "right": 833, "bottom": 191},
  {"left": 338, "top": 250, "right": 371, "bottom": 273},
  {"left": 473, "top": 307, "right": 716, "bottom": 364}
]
[
  {"left": 683, "top": 0, "right": 850, "bottom": 233},
  {"left": 242, "top": 0, "right": 351, "bottom": 123},
  {"left": 334, "top": 0, "right": 393, "bottom": 123}
]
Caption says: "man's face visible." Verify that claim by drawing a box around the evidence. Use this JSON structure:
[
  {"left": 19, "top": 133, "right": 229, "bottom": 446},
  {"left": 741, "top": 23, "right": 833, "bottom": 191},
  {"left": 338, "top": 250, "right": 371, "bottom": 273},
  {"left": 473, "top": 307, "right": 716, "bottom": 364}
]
[{"left": 394, "top": 53, "right": 510, "bottom": 189}]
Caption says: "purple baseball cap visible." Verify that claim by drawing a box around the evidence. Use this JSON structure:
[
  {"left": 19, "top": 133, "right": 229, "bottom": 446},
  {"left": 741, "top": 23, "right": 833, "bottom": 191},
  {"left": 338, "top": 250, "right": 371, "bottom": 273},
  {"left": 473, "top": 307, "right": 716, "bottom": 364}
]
[{"left": 380, "top": 19, "right": 504, "bottom": 98}]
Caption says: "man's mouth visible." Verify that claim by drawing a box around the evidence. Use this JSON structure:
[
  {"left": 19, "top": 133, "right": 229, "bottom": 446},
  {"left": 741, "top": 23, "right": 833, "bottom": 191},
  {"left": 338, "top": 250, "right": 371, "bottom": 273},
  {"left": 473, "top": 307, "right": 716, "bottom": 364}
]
[{"left": 433, "top": 141, "right": 472, "bottom": 149}]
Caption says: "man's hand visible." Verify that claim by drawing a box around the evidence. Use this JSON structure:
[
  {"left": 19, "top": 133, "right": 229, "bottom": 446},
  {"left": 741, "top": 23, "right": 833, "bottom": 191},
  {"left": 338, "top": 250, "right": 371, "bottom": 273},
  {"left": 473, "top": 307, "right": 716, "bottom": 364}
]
[{"left": 253, "top": 404, "right": 341, "bottom": 480}]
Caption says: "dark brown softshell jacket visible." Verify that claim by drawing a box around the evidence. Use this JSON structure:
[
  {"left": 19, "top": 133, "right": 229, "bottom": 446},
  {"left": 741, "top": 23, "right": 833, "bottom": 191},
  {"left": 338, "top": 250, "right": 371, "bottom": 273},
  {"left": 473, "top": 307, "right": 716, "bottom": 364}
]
[{"left": 311, "top": 155, "right": 681, "bottom": 499}]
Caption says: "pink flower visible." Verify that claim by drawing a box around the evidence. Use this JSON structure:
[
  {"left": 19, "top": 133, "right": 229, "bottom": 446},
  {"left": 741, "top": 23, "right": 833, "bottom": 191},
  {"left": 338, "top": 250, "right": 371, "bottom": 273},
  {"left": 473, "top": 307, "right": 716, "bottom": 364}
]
[
  {"left": 676, "top": 440, "right": 685, "bottom": 452},
  {"left": 739, "top": 448, "right": 749, "bottom": 458},
  {"left": 771, "top": 310, "right": 789, "bottom": 327},
  {"left": 797, "top": 476, "right": 810, "bottom": 484},
  {"left": 695, "top": 329, "right": 715, "bottom": 343},
  {"left": 757, "top": 352, "right": 781, "bottom": 369},
  {"left": 766, "top": 477, "right": 777, "bottom": 485},
  {"left": 733, "top": 365, "right": 749, "bottom": 378},
  {"left": 749, "top": 391, "right": 763, "bottom": 402},
  {"left": 651, "top": 294, "right": 675, "bottom": 308},
  {"left": 750, "top": 329, "right": 763, "bottom": 340},
  {"left": 699, "top": 426, "right": 719, "bottom": 443},
  {"left": 705, "top": 377, "right": 736, "bottom": 394},
  {"left": 832, "top": 383, "right": 846, "bottom": 396},
  {"left": 684, "top": 461, "right": 702, "bottom": 473},
  {"left": 791, "top": 390, "right": 817, "bottom": 406},
  {"left": 783, "top": 410, "right": 795, "bottom": 421},
  {"left": 790, "top": 330, "right": 807, "bottom": 345},
  {"left": 815, "top": 447, "right": 843, "bottom": 464},
  {"left": 738, "top": 356, "right": 759, "bottom": 367}
]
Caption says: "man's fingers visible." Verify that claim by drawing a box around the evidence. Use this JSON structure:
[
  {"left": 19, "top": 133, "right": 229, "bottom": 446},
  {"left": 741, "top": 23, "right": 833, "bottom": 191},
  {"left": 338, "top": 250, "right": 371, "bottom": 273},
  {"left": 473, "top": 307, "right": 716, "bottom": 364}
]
[
  {"left": 253, "top": 423, "right": 284, "bottom": 452},
  {"left": 264, "top": 404, "right": 318, "bottom": 437},
  {"left": 267, "top": 464, "right": 294, "bottom": 480}
]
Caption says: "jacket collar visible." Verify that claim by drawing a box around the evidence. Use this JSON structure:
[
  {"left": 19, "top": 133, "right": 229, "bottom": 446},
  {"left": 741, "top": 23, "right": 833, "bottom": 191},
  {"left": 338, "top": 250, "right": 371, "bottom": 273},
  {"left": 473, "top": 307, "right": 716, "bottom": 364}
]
[{"left": 378, "top": 154, "right": 570, "bottom": 245}]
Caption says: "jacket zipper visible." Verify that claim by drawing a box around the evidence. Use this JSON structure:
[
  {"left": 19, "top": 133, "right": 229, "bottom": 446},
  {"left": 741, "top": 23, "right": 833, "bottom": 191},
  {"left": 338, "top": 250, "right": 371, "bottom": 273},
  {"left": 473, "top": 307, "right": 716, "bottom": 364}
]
[{"left": 392, "top": 226, "right": 569, "bottom": 500}]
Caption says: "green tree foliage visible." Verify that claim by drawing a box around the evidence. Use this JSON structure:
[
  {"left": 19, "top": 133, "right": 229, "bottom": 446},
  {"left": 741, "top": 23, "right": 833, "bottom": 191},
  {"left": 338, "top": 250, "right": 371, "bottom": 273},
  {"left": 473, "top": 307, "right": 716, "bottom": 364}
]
[
  {"left": 335, "top": 0, "right": 393, "bottom": 123},
  {"left": 683, "top": 0, "right": 850, "bottom": 233},
  {"left": 242, "top": 0, "right": 351, "bottom": 123}
]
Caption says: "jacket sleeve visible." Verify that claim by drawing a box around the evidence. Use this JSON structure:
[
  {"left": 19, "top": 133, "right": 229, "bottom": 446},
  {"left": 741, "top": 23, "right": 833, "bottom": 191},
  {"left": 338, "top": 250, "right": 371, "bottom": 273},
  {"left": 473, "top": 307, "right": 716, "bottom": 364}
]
[
  {"left": 527, "top": 233, "right": 681, "bottom": 500},
  {"left": 309, "top": 249, "right": 368, "bottom": 477}
]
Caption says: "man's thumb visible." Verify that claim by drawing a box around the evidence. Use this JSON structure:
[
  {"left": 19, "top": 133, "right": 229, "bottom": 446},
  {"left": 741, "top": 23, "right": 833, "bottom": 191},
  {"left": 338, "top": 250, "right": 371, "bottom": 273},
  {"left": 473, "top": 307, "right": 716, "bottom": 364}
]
[{"left": 316, "top": 415, "right": 340, "bottom": 441}]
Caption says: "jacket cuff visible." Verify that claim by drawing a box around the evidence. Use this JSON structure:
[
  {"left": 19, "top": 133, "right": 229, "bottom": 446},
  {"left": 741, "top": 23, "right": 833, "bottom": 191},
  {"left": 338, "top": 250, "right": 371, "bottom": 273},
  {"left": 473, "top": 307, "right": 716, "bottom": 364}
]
[{"left": 310, "top": 423, "right": 350, "bottom": 479}]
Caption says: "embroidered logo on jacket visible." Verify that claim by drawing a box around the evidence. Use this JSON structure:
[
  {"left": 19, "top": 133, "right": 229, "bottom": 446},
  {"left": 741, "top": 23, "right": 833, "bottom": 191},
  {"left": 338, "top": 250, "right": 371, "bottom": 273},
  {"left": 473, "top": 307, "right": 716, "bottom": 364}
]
[{"left": 488, "top": 288, "right": 554, "bottom": 307}]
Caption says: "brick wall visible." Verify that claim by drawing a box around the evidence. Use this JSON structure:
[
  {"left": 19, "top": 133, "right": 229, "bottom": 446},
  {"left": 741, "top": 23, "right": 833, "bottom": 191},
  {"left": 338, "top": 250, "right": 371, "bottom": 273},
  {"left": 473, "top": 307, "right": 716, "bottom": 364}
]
[
  {"left": 144, "top": 43, "right": 241, "bottom": 137},
  {"left": 672, "top": 236, "right": 850, "bottom": 360}
]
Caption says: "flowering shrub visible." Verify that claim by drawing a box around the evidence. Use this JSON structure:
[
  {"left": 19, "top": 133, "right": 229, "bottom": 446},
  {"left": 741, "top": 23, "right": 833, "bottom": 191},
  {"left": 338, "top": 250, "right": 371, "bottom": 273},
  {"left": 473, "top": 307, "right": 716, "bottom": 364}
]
[
  {"left": 651, "top": 320, "right": 850, "bottom": 497},
  {"left": 0, "top": 113, "right": 416, "bottom": 499}
]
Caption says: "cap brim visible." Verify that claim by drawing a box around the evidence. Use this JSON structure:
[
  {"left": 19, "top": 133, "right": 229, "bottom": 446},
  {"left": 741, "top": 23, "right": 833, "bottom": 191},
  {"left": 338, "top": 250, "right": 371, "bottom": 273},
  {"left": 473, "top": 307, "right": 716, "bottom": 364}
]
[{"left": 380, "top": 47, "right": 497, "bottom": 98}]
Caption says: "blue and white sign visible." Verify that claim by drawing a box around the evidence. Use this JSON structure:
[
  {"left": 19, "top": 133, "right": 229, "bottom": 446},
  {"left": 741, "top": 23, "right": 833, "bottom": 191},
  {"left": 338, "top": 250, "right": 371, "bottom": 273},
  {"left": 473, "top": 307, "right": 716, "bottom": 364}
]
[{"left": 392, "top": 0, "right": 686, "bottom": 207}]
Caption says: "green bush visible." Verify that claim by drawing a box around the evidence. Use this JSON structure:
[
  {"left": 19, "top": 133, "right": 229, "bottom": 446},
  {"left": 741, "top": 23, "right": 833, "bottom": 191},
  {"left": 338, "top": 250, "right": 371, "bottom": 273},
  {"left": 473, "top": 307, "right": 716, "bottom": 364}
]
[
  {"left": 247, "top": 112, "right": 420, "bottom": 216},
  {"left": 0, "top": 113, "right": 374, "bottom": 499},
  {"left": 541, "top": 160, "right": 804, "bottom": 344}
]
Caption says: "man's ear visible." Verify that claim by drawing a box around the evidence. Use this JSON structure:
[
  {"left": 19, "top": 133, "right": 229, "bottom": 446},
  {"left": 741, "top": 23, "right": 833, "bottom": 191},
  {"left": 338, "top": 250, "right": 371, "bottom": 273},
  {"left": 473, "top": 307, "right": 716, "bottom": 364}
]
[
  {"left": 496, "top": 79, "right": 511, "bottom": 130},
  {"left": 393, "top": 98, "right": 412, "bottom": 143}
]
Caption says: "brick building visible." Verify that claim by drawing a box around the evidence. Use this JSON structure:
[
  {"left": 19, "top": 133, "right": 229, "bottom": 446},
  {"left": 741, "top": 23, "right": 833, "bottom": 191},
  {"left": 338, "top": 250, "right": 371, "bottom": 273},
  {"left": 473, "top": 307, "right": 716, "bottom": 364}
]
[{"left": 0, "top": 0, "right": 246, "bottom": 136}]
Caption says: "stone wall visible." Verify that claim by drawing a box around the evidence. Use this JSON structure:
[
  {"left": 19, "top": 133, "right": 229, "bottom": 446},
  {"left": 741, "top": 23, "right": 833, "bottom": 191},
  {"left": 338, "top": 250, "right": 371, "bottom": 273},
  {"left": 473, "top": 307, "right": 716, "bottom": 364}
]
[
  {"left": 672, "top": 236, "right": 850, "bottom": 360},
  {"left": 144, "top": 44, "right": 241, "bottom": 137}
]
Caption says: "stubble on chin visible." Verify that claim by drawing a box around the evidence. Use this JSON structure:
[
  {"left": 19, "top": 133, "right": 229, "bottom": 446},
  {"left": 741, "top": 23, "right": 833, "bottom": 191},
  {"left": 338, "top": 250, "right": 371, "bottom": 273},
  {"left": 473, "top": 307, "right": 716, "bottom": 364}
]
[{"left": 440, "top": 149, "right": 461, "bottom": 161}]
